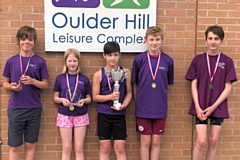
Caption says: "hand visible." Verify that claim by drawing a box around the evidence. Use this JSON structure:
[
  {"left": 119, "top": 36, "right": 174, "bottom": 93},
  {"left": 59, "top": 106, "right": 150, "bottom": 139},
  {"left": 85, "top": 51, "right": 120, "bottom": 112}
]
[
  {"left": 20, "top": 75, "right": 35, "bottom": 85},
  {"left": 196, "top": 107, "right": 206, "bottom": 121},
  {"left": 75, "top": 99, "right": 85, "bottom": 107},
  {"left": 10, "top": 81, "right": 22, "bottom": 92},
  {"left": 203, "top": 106, "right": 215, "bottom": 118},
  {"left": 62, "top": 98, "right": 71, "bottom": 107},
  {"left": 111, "top": 103, "right": 125, "bottom": 111},
  {"left": 111, "top": 92, "right": 120, "bottom": 101}
]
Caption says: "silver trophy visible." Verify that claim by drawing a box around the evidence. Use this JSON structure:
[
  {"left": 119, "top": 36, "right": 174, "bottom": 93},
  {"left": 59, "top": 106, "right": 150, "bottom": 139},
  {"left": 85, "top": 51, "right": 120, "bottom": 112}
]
[
  {"left": 105, "top": 68, "right": 129, "bottom": 109},
  {"left": 65, "top": 87, "right": 81, "bottom": 111}
]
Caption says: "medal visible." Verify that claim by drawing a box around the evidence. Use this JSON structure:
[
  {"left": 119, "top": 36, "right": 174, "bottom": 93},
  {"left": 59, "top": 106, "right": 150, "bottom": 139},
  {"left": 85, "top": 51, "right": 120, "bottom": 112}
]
[
  {"left": 206, "top": 52, "right": 221, "bottom": 90},
  {"left": 151, "top": 82, "right": 157, "bottom": 89},
  {"left": 147, "top": 51, "right": 161, "bottom": 89},
  {"left": 69, "top": 105, "right": 75, "bottom": 111},
  {"left": 209, "top": 83, "right": 213, "bottom": 90}
]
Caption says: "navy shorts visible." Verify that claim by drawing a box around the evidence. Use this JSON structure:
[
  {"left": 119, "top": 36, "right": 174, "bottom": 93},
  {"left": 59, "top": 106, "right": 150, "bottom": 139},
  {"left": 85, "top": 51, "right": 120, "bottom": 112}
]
[
  {"left": 8, "top": 108, "right": 42, "bottom": 147},
  {"left": 195, "top": 116, "right": 224, "bottom": 126},
  {"left": 96, "top": 113, "right": 127, "bottom": 140}
]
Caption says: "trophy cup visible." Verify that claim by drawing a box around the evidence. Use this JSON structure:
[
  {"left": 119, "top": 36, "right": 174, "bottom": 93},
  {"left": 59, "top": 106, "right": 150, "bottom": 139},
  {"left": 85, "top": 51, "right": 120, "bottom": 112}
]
[
  {"left": 65, "top": 87, "right": 81, "bottom": 111},
  {"left": 105, "top": 68, "right": 129, "bottom": 109}
]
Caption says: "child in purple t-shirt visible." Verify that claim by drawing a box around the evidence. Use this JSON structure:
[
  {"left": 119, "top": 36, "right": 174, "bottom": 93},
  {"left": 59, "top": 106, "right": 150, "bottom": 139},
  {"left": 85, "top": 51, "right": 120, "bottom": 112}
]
[
  {"left": 185, "top": 25, "right": 237, "bottom": 160},
  {"left": 2, "top": 26, "right": 49, "bottom": 160},
  {"left": 92, "top": 42, "right": 132, "bottom": 160},
  {"left": 132, "top": 26, "right": 174, "bottom": 160},
  {"left": 53, "top": 48, "right": 92, "bottom": 160}
]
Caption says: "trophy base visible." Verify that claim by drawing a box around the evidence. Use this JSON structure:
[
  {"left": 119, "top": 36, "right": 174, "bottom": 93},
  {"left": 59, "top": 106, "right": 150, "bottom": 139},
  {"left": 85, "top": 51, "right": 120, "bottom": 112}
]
[{"left": 113, "top": 103, "right": 121, "bottom": 109}]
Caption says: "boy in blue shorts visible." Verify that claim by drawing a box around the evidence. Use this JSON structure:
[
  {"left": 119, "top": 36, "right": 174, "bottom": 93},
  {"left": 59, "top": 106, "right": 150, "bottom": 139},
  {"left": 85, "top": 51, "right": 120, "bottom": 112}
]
[
  {"left": 2, "top": 26, "right": 49, "bottom": 160},
  {"left": 132, "top": 26, "right": 174, "bottom": 160},
  {"left": 92, "top": 41, "right": 132, "bottom": 160},
  {"left": 185, "top": 25, "right": 237, "bottom": 160}
]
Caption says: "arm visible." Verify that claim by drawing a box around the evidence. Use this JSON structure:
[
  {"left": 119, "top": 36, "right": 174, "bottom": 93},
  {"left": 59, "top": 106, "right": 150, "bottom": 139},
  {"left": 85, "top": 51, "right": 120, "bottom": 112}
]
[
  {"left": 2, "top": 76, "right": 22, "bottom": 92},
  {"left": 53, "top": 91, "right": 71, "bottom": 107},
  {"left": 203, "top": 81, "right": 232, "bottom": 117},
  {"left": 92, "top": 70, "right": 119, "bottom": 102},
  {"left": 133, "top": 83, "right": 137, "bottom": 100},
  {"left": 191, "top": 79, "right": 205, "bottom": 121},
  {"left": 75, "top": 94, "right": 92, "bottom": 107},
  {"left": 20, "top": 76, "right": 49, "bottom": 89}
]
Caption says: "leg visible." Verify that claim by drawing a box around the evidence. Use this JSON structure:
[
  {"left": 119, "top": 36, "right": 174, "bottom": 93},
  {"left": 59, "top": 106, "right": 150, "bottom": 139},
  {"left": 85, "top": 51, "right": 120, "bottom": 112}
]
[
  {"left": 25, "top": 142, "right": 36, "bottom": 160},
  {"left": 99, "top": 140, "right": 111, "bottom": 160},
  {"left": 9, "top": 146, "right": 20, "bottom": 160},
  {"left": 193, "top": 124, "right": 208, "bottom": 160},
  {"left": 74, "top": 126, "right": 87, "bottom": 160},
  {"left": 140, "top": 134, "right": 151, "bottom": 160},
  {"left": 60, "top": 128, "right": 73, "bottom": 160},
  {"left": 150, "top": 134, "right": 161, "bottom": 160},
  {"left": 206, "top": 125, "right": 222, "bottom": 160},
  {"left": 114, "top": 140, "right": 126, "bottom": 160}
]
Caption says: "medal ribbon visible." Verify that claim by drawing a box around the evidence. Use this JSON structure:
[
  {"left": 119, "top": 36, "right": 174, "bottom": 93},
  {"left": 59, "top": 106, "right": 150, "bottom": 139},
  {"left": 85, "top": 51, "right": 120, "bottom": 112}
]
[
  {"left": 147, "top": 51, "right": 161, "bottom": 82},
  {"left": 66, "top": 74, "right": 79, "bottom": 103},
  {"left": 19, "top": 53, "right": 34, "bottom": 76},
  {"left": 206, "top": 52, "right": 221, "bottom": 82}
]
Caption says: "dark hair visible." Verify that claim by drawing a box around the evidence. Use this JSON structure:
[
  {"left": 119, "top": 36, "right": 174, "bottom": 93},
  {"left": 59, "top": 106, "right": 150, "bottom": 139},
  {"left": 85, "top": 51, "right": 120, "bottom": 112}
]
[
  {"left": 103, "top": 41, "right": 120, "bottom": 55},
  {"left": 205, "top": 25, "right": 225, "bottom": 41},
  {"left": 16, "top": 26, "right": 37, "bottom": 43}
]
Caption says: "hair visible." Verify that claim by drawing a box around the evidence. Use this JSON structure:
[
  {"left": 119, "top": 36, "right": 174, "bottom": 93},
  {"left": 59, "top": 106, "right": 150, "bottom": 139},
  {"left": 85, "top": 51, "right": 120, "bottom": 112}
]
[
  {"left": 16, "top": 26, "right": 37, "bottom": 43},
  {"left": 145, "top": 26, "right": 163, "bottom": 39},
  {"left": 103, "top": 41, "right": 120, "bottom": 55},
  {"left": 62, "top": 48, "right": 81, "bottom": 74},
  {"left": 205, "top": 25, "right": 225, "bottom": 41}
]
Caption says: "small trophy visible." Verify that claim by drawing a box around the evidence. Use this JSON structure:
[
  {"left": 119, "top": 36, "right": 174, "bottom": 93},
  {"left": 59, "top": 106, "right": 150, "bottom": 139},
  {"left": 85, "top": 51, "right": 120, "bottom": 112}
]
[
  {"left": 105, "top": 68, "right": 129, "bottom": 109},
  {"left": 66, "top": 87, "right": 81, "bottom": 111}
]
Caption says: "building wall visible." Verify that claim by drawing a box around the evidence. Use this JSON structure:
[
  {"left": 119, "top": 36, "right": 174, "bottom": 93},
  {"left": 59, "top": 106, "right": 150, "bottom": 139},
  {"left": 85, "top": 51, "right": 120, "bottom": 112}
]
[{"left": 0, "top": 0, "right": 240, "bottom": 159}]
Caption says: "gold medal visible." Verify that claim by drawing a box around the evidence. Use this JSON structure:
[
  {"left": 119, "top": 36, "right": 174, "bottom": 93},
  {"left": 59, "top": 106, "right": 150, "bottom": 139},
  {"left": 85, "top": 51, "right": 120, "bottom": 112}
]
[
  {"left": 151, "top": 82, "right": 157, "bottom": 89},
  {"left": 69, "top": 105, "right": 75, "bottom": 111}
]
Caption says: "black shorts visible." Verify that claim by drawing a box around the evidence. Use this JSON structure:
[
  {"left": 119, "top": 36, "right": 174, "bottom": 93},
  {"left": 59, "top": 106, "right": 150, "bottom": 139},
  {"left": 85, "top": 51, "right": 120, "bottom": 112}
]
[
  {"left": 8, "top": 108, "right": 42, "bottom": 147},
  {"left": 96, "top": 113, "right": 127, "bottom": 140},
  {"left": 195, "top": 116, "right": 224, "bottom": 126}
]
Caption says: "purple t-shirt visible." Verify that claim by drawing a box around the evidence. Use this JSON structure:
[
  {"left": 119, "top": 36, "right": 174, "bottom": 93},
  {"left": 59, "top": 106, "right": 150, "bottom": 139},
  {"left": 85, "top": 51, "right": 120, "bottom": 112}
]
[
  {"left": 54, "top": 73, "right": 92, "bottom": 116},
  {"left": 97, "top": 67, "right": 127, "bottom": 115},
  {"left": 2, "top": 54, "right": 49, "bottom": 108},
  {"left": 132, "top": 51, "right": 174, "bottom": 118},
  {"left": 185, "top": 53, "right": 237, "bottom": 118}
]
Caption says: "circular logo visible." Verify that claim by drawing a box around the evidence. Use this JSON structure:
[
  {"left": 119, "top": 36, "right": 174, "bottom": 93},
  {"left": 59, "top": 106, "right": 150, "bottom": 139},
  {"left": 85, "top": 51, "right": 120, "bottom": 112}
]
[{"left": 138, "top": 125, "right": 144, "bottom": 132}]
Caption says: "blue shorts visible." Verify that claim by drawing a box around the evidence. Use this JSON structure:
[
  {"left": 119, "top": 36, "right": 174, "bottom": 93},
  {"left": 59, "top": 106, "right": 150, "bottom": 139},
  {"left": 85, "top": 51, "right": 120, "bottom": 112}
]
[{"left": 8, "top": 108, "right": 42, "bottom": 147}]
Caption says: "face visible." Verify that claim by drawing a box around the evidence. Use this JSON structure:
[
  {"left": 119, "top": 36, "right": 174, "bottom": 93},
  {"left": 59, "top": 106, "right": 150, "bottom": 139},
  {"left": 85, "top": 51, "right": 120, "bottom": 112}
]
[
  {"left": 103, "top": 52, "right": 121, "bottom": 68},
  {"left": 145, "top": 35, "right": 162, "bottom": 54},
  {"left": 66, "top": 54, "right": 79, "bottom": 74},
  {"left": 19, "top": 37, "right": 35, "bottom": 54},
  {"left": 206, "top": 32, "right": 222, "bottom": 51}
]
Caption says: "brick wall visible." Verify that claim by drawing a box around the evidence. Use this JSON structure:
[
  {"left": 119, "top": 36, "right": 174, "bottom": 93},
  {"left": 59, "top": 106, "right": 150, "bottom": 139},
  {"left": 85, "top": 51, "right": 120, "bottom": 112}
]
[{"left": 0, "top": 0, "right": 240, "bottom": 159}]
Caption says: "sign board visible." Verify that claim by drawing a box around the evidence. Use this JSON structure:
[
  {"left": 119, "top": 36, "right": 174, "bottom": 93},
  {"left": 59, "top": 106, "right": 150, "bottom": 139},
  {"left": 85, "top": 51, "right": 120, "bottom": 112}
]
[{"left": 44, "top": 0, "right": 157, "bottom": 52}]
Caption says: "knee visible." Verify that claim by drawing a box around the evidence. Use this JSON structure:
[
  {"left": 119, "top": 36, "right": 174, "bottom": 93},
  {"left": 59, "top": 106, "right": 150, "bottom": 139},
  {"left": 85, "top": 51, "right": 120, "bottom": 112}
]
[
  {"left": 100, "top": 145, "right": 111, "bottom": 155},
  {"left": 9, "top": 147, "right": 20, "bottom": 153},
  {"left": 74, "top": 144, "right": 83, "bottom": 154},
  {"left": 25, "top": 143, "right": 35, "bottom": 150},
  {"left": 209, "top": 136, "right": 219, "bottom": 147},
  {"left": 196, "top": 139, "right": 206, "bottom": 149},
  {"left": 63, "top": 144, "right": 72, "bottom": 153},
  {"left": 151, "top": 139, "right": 160, "bottom": 148},
  {"left": 114, "top": 145, "right": 125, "bottom": 155}
]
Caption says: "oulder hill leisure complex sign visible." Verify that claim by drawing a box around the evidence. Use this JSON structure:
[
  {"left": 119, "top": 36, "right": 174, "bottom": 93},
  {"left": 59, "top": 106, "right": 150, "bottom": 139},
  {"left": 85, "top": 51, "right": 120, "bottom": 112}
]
[{"left": 44, "top": 0, "right": 157, "bottom": 52}]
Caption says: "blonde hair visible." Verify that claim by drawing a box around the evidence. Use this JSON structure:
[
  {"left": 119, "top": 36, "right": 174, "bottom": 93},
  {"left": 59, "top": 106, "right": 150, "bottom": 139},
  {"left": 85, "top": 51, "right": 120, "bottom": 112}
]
[
  {"left": 62, "top": 48, "right": 81, "bottom": 74},
  {"left": 145, "top": 26, "right": 163, "bottom": 39}
]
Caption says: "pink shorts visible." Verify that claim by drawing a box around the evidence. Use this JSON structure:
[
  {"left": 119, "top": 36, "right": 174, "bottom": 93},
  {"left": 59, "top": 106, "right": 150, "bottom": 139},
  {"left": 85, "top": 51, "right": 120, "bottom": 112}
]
[
  {"left": 136, "top": 117, "right": 166, "bottom": 135},
  {"left": 56, "top": 113, "right": 90, "bottom": 128}
]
